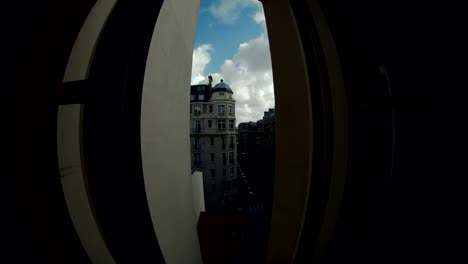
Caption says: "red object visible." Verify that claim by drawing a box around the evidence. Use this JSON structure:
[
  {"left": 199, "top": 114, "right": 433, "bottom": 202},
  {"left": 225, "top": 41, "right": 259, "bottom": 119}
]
[{"left": 197, "top": 212, "right": 251, "bottom": 263}]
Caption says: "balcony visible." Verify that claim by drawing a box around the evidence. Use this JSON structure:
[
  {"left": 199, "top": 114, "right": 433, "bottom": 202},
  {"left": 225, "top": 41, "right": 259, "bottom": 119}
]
[
  {"left": 192, "top": 128, "right": 201, "bottom": 134},
  {"left": 217, "top": 128, "right": 226, "bottom": 133},
  {"left": 218, "top": 112, "right": 226, "bottom": 116}
]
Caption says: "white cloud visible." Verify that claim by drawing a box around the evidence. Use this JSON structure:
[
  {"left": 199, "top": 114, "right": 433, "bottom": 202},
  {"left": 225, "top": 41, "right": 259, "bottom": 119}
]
[
  {"left": 209, "top": 0, "right": 261, "bottom": 24},
  {"left": 252, "top": 9, "right": 265, "bottom": 24},
  {"left": 191, "top": 34, "right": 275, "bottom": 125},
  {"left": 191, "top": 44, "right": 212, "bottom": 84}
]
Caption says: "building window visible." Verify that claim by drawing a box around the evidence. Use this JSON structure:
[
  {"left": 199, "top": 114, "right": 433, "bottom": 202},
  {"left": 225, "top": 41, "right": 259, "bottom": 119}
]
[
  {"left": 210, "top": 153, "right": 215, "bottom": 161},
  {"left": 197, "top": 86, "right": 205, "bottom": 91},
  {"left": 228, "top": 105, "right": 233, "bottom": 114},
  {"left": 211, "top": 169, "right": 215, "bottom": 178},
  {"left": 193, "top": 153, "right": 201, "bottom": 166},
  {"left": 222, "top": 137, "right": 226, "bottom": 149},
  {"left": 229, "top": 136, "right": 234, "bottom": 149},
  {"left": 219, "top": 92, "right": 224, "bottom": 96},
  {"left": 198, "top": 94, "right": 204, "bottom": 100},
  {"left": 229, "top": 152, "right": 234, "bottom": 163},
  {"left": 194, "top": 105, "right": 201, "bottom": 113},
  {"left": 210, "top": 137, "right": 214, "bottom": 145},
  {"left": 194, "top": 120, "right": 201, "bottom": 133},
  {"left": 223, "top": 169, "right": 227, "bottom": 177},
  {"left": 230, "top": 166, "right": 235, "bottom": 176},
  {"left": 209, "top": 105, "right": 213, "bottom": 112},
  {"left": 218, "top": 120, "right": 226, "bottom": 129},
  {"left": 222, "top": 153, "right": 226, "bottom": 165},
  {"left": 218, "top": 104, "right": 225, "bottom": 114},
  {"left": 208, "top": 120, "right": 212, "bottom": 128},
  {"left": 193, "top": 137, "right": 200, "bottom": 149},
  {"left": 229, "top": 120, "right": 234, "bottom": 129},
  {"left": 211, "top": 183, "right": 216, "bottom": 192},
  {"left": 191, "top": 95, "right": 195, "bottom": 100}
]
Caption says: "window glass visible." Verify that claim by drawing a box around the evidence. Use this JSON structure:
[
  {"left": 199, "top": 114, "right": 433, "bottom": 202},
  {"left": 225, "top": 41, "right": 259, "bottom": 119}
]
[
  {"left": 208, "top": 120, "right": 212, "bottom": 128},
  {"left": 199, "top": 94, "right": 204, "bottom": 100},
  {"left": 218, "top": 104, "right": 225, "bottom": 113},
  {"left": 218, "top": 120, "right": 226, "bottom": 129}
]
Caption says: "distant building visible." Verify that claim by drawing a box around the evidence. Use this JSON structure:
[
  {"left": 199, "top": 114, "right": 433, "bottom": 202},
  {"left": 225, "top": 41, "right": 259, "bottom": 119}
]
[
  {"left": 237, "top": 109, "right": 275, "bottom": 214},
  {"left": 238, "top": 108, "right": 275, "bottom": 157},
  {"left": 190, "top": 76, "right": 238, "bottom": 210}
]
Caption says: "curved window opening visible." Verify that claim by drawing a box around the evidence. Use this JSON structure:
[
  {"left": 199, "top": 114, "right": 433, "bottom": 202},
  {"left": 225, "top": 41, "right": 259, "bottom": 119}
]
[{"left": 190, "top": 1, "right": 275, "bottom": 262}]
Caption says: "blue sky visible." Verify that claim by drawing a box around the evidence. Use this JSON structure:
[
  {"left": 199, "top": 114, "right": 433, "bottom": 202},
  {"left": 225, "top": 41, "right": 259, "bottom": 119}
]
[
  {"left": 194, "top": 0, "right": 264, "bottom": 74},
  {"left": 191, "top": 0, "right": 274, "bottom": 124}
]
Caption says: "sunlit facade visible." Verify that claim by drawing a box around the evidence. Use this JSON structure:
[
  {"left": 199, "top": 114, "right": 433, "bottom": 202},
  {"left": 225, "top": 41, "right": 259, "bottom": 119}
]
[{"left": 190, "top": 77, "right": 238, "bottom": 210}]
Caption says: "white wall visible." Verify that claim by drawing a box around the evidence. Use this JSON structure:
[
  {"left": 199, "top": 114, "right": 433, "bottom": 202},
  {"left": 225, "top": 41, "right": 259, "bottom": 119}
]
[
  {"left": 140, "top": 0, "right": 203, "bottom": 263},
  {"left": 192, "top": 171, "right": 206, "bottom": 218}
]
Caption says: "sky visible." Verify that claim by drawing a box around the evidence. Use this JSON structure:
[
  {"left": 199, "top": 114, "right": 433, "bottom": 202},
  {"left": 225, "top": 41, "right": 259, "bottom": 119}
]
[{"left": 191, "top": 0, "right": 274, "bottom": 125}]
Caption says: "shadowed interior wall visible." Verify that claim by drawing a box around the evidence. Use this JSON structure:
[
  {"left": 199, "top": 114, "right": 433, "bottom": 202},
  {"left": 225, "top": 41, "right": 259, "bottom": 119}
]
[
  {"left": 261, "top": 0, "right": 314, "bottom": 262},
  {"left": 58, "top": 1, "right": 117, "bottom": 263}
]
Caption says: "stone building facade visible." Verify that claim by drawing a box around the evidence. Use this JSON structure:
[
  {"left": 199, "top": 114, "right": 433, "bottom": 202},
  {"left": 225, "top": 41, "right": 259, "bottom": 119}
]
[{"left": 190, "top": 77, "right": 238, "bottom": 210}]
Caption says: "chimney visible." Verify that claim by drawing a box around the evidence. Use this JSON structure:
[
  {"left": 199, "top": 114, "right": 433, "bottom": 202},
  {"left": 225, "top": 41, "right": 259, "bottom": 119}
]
[
  {"left": 208, "top": 75, "right": 213, "bottom": 87},
  {"left": 208, "top": 75, "right": 213, "bottom": 99}
]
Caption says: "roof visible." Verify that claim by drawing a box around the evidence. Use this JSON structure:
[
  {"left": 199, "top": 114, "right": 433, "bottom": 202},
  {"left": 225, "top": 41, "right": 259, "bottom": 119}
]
[{"left": 212, "top": 79, "right": 233, "bottom": 93}]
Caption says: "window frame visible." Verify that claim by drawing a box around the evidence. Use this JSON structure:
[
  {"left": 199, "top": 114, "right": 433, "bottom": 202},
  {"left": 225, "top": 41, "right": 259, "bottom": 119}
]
[
  {"left": 218, "top": 104, "right": 225, "bottom": 114},
  {"left": 218, "top": 120, "right": 226, "bottom": 129}
]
